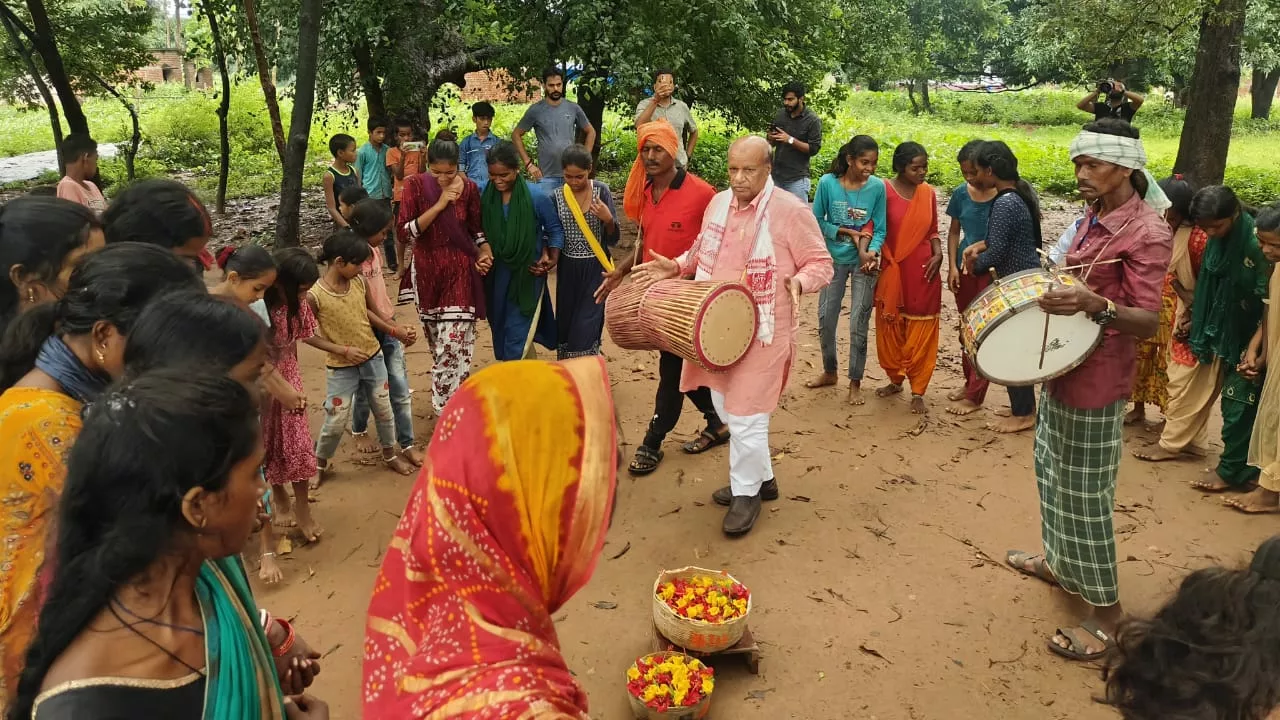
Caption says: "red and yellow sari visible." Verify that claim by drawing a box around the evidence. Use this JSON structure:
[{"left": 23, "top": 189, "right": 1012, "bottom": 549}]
[
  {"left": 875, "top": 183, "right": 942, "bottom": 396},
  {"left": 363, "top": 357, "right": 617, "bottom": 720}
]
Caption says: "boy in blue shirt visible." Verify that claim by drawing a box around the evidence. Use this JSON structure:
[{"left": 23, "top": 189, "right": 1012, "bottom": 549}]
[
  {"left": 355, "top": 116, "right": 396, "bottom": 270},
  {"left": 460, "top": 102, "right": 499, "bottom": 189}
]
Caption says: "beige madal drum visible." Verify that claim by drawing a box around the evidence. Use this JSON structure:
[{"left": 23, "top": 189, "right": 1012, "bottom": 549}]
[
  {"left": 637, "top": 280, "right": 757, "bottom": 372},
  {"left": 961, "top": 268, "right": 1102, "bottom": 386},
  {"left": 604, "top": 281, "right": 653, "bottom": 350}
]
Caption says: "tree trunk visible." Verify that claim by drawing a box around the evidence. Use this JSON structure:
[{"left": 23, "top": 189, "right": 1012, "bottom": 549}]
[
  {"left": 242, "top": 0, "right": 286, "bottom": 162},
  {"left": 906, "top": 80, "right": 919, "bottom": 114},
  {"left": 1172, "top": 0, "right": 1245, "bottom": 187},
  {"left": 578, "top": 80, "right": 606, "bottom": 158},
  {"left": 274, "top": 0, "right": 322, "bottom": 248},
  {"left": 918, "top": 75, "right": 933, "bottom": 113},
  {"left": 353, "top": 41, "right": 386, "bottom": 120},
  {"left": 90, "top": 76, "right": 139, "bottom": 181},
  {"left": 24, "top": 0, "right": 89, "bottom": 135},
  {"left": 207, "top": 1, "right": 231, "bottom": 212},
  {"left": 0, "top": 10, "right": 62, "bottom": 168},
  {"left": 1251, "top": 67, "right": 1280, "bottom": 120},
  {"left": 174, "top": 0, "right": 193, "bottom": 88}
]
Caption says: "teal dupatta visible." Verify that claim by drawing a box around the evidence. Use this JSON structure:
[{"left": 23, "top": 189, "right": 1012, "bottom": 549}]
[{"left": 197, "top": 557, "right": 286, "bottom": 720}]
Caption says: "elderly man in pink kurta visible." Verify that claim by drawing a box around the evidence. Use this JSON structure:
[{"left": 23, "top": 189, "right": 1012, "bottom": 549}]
[{"left": 635, "top": 136, "right": 833, "bottom": 535}]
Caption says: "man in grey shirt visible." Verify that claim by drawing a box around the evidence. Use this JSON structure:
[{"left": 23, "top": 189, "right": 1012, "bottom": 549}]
[
  {"left": 634, "top": 68, "right": 698, "bottom": 167},
  {"left": 513, "top": 66, "right": 597, "bottom": 192}
]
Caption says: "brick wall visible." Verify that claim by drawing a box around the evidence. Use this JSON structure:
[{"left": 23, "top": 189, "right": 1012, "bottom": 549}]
[
  {"left": 133, "top": 48, "right": 211, "bottom": 88},
  {"left": 459, "top": 70, "right": 540, "bottom": 103}
]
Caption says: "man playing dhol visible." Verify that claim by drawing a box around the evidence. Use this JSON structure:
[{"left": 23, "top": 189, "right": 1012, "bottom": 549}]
[
  {"left": 632, "top": 136, "right": 832, "bottom": 536},
  {"left": 597, "top": 121, "right": 727, "bottom": 477},
  {"left": 1006, "top": 120, "right": 1171, "bottom": 662}
]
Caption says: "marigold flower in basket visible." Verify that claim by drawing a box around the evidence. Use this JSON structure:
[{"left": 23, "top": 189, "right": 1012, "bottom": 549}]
[
  {"left": 656, "top": 574, "right": 751, "bottom": 623},
  {"left": 626, "top": 653, "right": 715, "bottom": 712}
]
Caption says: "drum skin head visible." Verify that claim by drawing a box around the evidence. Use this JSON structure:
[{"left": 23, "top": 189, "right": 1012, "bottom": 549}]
[
  {"left": 975, "top": 308, "right": 1101, "bottom": 386},
  {"left": 696, "top": 288, "right": 757, "bottom": 370}
]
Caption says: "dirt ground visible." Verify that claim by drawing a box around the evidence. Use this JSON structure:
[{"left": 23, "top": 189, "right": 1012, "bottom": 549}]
[{"left": 240, "top": 197, "right": 1280, "bottom": 720}]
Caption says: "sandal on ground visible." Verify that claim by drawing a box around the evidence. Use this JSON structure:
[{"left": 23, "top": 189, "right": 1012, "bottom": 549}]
[
  {"left": 629, "top": 446, "right": 664, "bottom": 476},
  {"left": 1047, "top": 621, "right": 1115, "bottom": 662},
  {"left": 1006, "top": 550, "right": 1058, "bottom": 586},
  {"left": 681, "top": 426, "right": 731, "bottom": 455}
]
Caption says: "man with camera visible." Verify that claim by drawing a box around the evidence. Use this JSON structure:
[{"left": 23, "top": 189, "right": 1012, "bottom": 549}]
[
  {"left": 1078, "top": 80, "right": 1144, "bottom": 122},
  {"left": 634, "top": 69, "right": 699, "bottom": 168}
]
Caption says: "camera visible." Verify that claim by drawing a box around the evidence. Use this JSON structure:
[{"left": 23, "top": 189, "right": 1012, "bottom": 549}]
[{"left": 1097, "top": 81, "right": 1113, "bottom": 94}]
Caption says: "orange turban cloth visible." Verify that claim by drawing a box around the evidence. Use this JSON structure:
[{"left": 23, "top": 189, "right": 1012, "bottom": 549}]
[{"left": 623, "top": 120, "right": 681, "bottom": 222}]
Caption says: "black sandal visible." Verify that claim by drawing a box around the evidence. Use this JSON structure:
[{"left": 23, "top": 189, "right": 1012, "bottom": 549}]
[
  {"left": 629, "top": 446, "right": 664, "bottom": 476},
  {"left": 1047, "top": 620, "right": 1115, "bottom": 662},
  {"left": 681, "top": 426, "right": 731, "bottom": 455}
]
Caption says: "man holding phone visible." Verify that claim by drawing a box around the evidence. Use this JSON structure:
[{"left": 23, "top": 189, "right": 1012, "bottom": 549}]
[
  {"left": 1077, "top": 79, "right": 1144, "bottom": 122},
  {"left": 768, "top": 81, "right": 823, "bottom": 202},
  {"left": 634, "top": 68, "right": 699, "bottom": 168}
]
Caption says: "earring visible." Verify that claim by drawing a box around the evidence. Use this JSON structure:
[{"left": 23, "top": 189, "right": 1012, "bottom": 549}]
[
  {"left": 95, "top": 348, "right": 106, "bottom": 364},
  {"left": 200, "top": 517, "right": 207, "bottom": 529},
  {"left": 26, "top": 288, "right": 35, "bottom": 304}
]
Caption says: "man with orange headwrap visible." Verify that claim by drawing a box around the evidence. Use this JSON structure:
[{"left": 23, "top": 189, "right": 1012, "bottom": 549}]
[{"left": 594, "top": 121, "right": 727, "bottom": 477}]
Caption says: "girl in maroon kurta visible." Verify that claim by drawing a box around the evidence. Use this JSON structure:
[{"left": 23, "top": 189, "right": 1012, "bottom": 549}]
[
  {"left": 875, "top": 142, "right": 943, "bottom": 414},
  {"left": 397, "top": 138, "right": 493, "bottom": 413}
]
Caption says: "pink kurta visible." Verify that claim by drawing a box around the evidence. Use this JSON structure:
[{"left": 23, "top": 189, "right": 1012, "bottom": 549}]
[{"left": 677, "top": 188, "right": 833, "bottom": 416}]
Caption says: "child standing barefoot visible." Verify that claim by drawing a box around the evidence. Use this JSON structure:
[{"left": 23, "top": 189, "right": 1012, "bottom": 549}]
[
  {"left": 347, "top": 199, "right": 424, "bottom": 464},
  {"left": 262, "top": 248, "right": 325, "bottom": 543},
  {"left": 307, "top": 231, "right": 418, "bottom": 478}
]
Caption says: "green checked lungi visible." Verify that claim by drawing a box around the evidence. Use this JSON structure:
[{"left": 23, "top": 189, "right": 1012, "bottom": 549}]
[{"left": 1034, "top": 390, "right": 1125, "bottom": 607}]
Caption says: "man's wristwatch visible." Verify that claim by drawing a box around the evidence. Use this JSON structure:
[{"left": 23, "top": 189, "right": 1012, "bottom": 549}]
[
  {"left": 1091, "top": 298, "right": 1118, "bottom": 326},
  {"left": 787, "top": 136, "right": 795, "bottom": 145}
]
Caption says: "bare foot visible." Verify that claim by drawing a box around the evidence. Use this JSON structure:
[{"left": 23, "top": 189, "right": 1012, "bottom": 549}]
[
  {"left": 272, "top": 510, "right": 298, "bottom": 529},
  {"left": 385, "top": 453, "right": 415, "bottom": 476},
  {"left": 1224, "top": 487, "right": 1280, "bottom": 514},
  {"left": 946, "top": 399, "right": 982, "bottom": 416},
  {"left": 294, "top": 501, "right": 324, "bottom": 542},
  {"left": 876, "top": 383, "right": 903, "bottom": 398},
  {"left": 909, "top": 395, "right": 927, "bottom": 414},
  {"left": 993, "top": 407, "right": 1011, "bottom": 417},
  {"left": 1190, "top": 472, "right": 1232, "bottom": 493},
  {"left": 988, "top": 414, "right": 1035, "bottom": 434},
  {"left": 1123, "top": 405, "right": 1146, "bottom": 426},
  {"left": 946, "top": 388, "right": 967, "bottom": 402},
  {"left": 1132, "top": 446, "right": 1189, "bottom": 462},
  {"left": 352, "top": 431, "right": 381, "bottom": 455},
  {"left": 847, "top": 384, "right": 865, "bottom": 406},
  {"left": 311, "top": 463, "right": 331, "bottom": 491},
  {"left": 806, "top": 372, "right": 838, "bottom": 389},
  {"left": 401, "top": 446, "right": 425, "bottom": 467},
  {"left": 259, "top": 554, "right": 283, "bottom": 584}
]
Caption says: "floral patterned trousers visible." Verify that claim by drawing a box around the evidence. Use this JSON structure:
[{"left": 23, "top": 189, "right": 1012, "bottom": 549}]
[{"left": 424, "top": 317, "right": 477, "bottom": 414}]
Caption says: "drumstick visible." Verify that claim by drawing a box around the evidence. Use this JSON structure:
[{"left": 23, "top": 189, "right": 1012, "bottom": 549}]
[{"left": 1038, "top": 276, "right": 1056, "bottom": 370}]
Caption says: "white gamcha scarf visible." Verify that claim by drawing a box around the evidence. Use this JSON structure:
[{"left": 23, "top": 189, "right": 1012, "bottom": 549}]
[{"left": 693, "top": 179, "right": 779, "bottom": 345}]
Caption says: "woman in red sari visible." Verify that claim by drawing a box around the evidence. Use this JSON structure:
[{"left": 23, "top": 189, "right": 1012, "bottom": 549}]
[
  {"left": 875, "top": 142, "right": 943, "bottom": 414},
  {"left": 363, "top": 357, "right": 618, "bottom": 719},
  {"left": 397, "top": 137, "right": 495, "bottom": 414}
]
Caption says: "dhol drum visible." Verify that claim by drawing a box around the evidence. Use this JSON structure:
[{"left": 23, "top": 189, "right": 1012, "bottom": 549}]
[
  {"left": 603, "top": 282, "right": 651, "bottom": 350},
  {"left": 604, "top": 279, "right": 757, "bottom": 372},
  {"left": 961, "top": 268, "right": 1102, "bottom": 386}
]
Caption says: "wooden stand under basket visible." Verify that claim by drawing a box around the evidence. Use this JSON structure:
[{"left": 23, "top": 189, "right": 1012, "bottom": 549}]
[{"left": 650, "top": 621, "right": 761, "bottom": 675}]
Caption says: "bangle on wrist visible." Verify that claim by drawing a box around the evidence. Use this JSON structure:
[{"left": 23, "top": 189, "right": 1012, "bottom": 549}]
[{"left": 271, "top": 617, "right": 296, "bottom": 657}]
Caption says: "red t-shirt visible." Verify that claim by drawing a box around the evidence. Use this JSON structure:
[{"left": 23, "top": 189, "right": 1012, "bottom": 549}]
[{"left": 640, "top": 170, "right": 716, "bottom": 262}]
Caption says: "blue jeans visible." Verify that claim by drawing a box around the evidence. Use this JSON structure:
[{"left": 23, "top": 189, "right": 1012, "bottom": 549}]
[
  {"left": 352, "top": 331, "right": 414, "bottom": 448},
  {"left": 539, "top": 176, "right": 565, "bottom": 192},
  {"left": 774, "top": 176, "right": 811, "bottom": 203},
  {"left": 818, "top": 262, "right": 877, "bottom": 381},
  {"left": 315, "top": 353, "right": 397, "bottom": 461}
]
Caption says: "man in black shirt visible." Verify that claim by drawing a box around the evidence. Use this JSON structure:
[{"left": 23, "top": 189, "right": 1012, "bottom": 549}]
[
  {"left": 1077, "top": 79, "right": 1144, "bottom": 123},
  {"left": 767, "top": 81, "right": 822, "bottom": 202}
]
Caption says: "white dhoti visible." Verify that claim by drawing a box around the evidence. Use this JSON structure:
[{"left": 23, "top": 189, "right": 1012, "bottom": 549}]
[{"left": 711, "top": 389, "right": 773, "bottom": 497}]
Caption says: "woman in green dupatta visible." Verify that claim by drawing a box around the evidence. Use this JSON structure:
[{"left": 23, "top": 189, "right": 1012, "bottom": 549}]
[
  {"left": 1186, "top": 185, "right": 1270, "bottom": 492},
  {"left": 480, "top": 141, "right": 565, "bottom": 360},
  {"left": 10, "top": 371, "right": 327, "bottom": 720}
]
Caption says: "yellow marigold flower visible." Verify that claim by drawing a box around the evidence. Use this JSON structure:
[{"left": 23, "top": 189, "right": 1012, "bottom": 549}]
[
  {"left": 676, "top": 596, "right": 691, "bottom": 609},
  {"left": 627, "top": 667, "right": 641, "bottom": 681},
  {"left": 708, "top": 605, "right": 721, "bottom": 617},
  {"left": 733, "top": 599, "right": 748, "bottom": 611},
  {"left": 702, "top": 677, "right": 715, "bottom": 694},
  {"left": 660, "top": 584, "right": 676, "bottom": 601},
  {"left": 642, "top": 685, "right": 660, "bottom": 702},
  {"left": 687, "top": 604, "right": 703, "bottom": 618}
]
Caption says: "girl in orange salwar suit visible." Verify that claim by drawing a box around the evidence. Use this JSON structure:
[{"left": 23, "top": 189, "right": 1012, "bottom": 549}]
[
  {"left": 363, "top": 357, "right": 618, "bottom": 719},
  {"left": 875, "top": 142, "right": 944, "bottom": 414}
]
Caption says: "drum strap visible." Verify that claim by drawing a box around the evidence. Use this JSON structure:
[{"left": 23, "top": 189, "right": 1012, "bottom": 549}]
[{"left": 563, "top": 184, "right": 616, "bottom": 272}]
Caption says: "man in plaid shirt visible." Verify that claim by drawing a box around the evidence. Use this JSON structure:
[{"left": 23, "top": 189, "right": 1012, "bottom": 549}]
[{"left": 1005, "top": 119, "right": 1172, "bottom": 662}]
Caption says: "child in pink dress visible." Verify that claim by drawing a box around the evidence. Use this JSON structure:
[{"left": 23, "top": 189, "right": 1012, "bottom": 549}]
[{"left": 262, "top": 247, "right": 324, "bottom": 543}]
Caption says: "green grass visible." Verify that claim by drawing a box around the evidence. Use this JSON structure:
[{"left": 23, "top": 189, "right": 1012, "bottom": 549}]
[{"left": 1, "top": 86, "right": 1277, "bottom": 205}]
